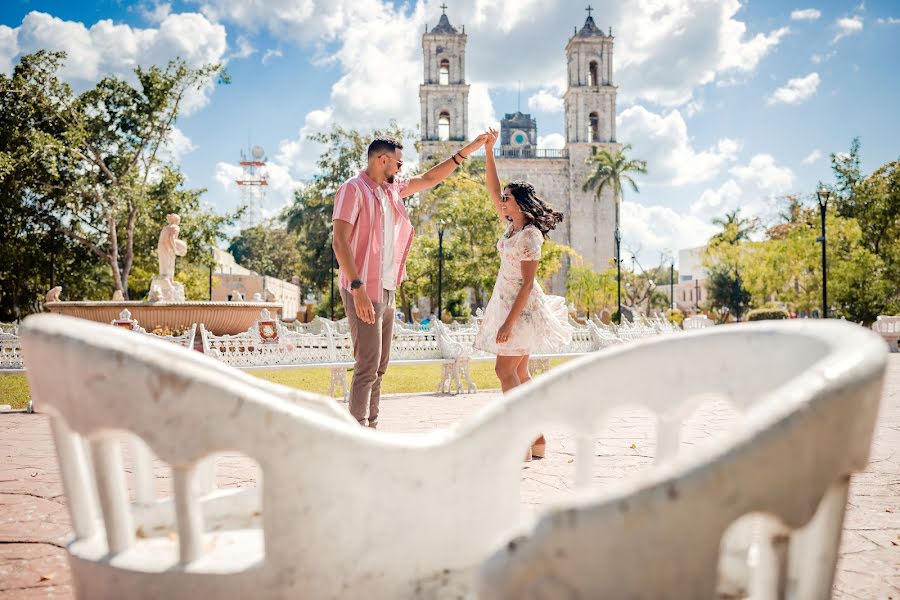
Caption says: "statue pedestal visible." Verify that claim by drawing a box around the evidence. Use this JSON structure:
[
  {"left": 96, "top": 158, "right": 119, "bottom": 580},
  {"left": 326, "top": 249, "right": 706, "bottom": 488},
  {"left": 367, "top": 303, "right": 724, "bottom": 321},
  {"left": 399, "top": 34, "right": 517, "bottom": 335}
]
[{"left": 149, "top": 276, "right": 185, "bottom": 303}]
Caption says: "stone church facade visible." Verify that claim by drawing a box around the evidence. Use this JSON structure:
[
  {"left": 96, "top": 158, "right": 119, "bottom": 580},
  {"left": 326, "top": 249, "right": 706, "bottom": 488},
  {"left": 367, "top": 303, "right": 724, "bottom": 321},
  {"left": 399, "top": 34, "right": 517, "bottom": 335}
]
[{"left": 418, "top": 8, "right": 621, "bottom": 289}]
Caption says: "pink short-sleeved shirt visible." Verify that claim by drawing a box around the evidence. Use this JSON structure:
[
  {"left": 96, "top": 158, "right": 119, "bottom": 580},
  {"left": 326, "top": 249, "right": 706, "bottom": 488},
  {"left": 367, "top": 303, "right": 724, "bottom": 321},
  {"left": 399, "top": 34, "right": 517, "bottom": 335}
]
[{"left": 332, "top": 170, "right": 415, "bottom": 303}]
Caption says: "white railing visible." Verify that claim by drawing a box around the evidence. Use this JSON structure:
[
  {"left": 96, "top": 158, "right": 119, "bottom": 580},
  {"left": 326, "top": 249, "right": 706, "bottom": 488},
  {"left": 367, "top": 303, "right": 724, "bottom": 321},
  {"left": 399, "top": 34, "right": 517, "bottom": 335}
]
[{"left": 872, "top": 315, "right": 900, "bottom": 353}]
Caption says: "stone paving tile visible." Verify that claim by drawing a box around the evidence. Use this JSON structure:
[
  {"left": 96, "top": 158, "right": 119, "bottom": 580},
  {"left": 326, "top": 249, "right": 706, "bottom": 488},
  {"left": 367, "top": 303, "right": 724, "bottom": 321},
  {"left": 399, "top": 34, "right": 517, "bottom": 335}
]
[{"left": 0, "top": 355, "right": 897, "bottom": 598}]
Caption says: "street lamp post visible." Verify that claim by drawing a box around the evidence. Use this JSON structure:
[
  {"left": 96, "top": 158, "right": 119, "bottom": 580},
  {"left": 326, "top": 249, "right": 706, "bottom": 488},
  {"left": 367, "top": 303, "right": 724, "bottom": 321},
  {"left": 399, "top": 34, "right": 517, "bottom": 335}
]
[
  {"left": 615, "top": 227, "right": 622, "bottom": 324},
  {"left": 437, "top": 219, "right": 446, "bottom": 322},
  {"left": 670, "top": 262, "right": 675, "bottom": 311},
  {"left": 816, "top": 188, "right": 831, "bottom": 318}
]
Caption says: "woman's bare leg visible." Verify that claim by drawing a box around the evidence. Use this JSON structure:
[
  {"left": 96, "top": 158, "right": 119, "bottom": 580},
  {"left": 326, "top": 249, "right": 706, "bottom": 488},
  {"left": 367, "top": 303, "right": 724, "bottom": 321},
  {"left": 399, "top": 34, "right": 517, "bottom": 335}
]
[
  {"left": 495, "top": 355, "right": 523, "bottom": 393},
  {"left": 516, "top": 355, "right": 545, "bottom": 457},
  {"left": 516, "top": 355, "right": 531, "bottom": 385}
]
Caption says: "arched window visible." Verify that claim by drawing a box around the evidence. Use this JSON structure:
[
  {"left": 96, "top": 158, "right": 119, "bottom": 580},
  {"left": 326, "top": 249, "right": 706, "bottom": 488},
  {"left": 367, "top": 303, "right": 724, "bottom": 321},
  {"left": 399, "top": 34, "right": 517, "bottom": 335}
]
[
  {"left": 439, "top": 59, "right": 450, "bottom": 85},
  {"left": 438, "top": 111, "right": 450, "bottom": 141},
  {"left": 588, "top": 112, "right": 600, "bottom": 142},
  {"left": 588, "top": 61, "right": 599, "bottom": 86}
]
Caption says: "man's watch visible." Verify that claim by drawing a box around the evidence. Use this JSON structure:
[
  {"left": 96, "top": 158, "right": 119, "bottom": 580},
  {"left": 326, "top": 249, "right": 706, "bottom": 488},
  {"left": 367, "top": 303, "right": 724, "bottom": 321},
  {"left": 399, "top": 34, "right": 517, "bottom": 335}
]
[{"left": 350, "top": 279, "right": 363, "bottom": 290}]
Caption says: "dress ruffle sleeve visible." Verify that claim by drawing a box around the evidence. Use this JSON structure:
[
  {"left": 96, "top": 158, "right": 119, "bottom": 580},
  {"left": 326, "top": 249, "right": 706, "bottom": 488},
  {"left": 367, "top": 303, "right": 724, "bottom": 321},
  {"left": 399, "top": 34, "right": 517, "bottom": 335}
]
[{"left": 517, "top": 227, "right": 543, "bottom": 261}]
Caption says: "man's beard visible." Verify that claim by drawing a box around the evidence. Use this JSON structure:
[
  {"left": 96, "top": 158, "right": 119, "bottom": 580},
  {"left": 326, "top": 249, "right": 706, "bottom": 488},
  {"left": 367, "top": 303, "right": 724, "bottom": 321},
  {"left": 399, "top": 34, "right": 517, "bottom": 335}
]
[{"left": 387, "top": 174, "right": 395, "bottom": 184}]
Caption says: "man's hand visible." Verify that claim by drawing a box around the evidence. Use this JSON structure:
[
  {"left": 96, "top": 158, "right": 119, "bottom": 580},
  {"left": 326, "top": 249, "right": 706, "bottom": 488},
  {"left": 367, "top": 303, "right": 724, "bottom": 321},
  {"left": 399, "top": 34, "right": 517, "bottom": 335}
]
[{"left": 352, "top": 287, "right": 376, "bottom": 324}]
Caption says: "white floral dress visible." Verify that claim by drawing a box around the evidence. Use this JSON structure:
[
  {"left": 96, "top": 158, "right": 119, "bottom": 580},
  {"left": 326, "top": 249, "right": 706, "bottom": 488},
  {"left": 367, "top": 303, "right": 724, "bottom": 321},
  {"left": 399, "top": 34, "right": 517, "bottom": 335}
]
[{"left": 474, "top": 224, "right": 573, "bottom": 356}]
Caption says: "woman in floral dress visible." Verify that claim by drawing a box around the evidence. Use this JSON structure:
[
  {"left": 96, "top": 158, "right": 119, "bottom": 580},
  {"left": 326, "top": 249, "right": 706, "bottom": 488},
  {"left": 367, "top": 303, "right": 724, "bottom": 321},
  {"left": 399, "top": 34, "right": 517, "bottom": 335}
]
[{"left": 473, "top": 128, "right": 573, "bottom": 460}]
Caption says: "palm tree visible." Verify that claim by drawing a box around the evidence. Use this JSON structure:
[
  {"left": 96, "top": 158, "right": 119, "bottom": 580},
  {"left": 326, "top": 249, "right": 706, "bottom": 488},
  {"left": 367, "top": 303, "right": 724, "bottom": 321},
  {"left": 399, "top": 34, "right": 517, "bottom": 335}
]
[
  {"left": 710, "top": 209, "right": 758, "bottom": 245},
  {"left": 582, "top": 144, "right": 648, "bottom": 323}
]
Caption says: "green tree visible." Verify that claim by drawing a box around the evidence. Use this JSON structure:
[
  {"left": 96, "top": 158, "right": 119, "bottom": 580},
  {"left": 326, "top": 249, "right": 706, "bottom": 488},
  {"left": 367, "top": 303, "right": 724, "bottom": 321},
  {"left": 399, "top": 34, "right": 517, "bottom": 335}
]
[
  {"left": 703, "top": 208, "right": 757, "bottom": 320},
  {"left": 228, "top": 223, "right": 303, "bottom": 282},
  {"left": 705, "top": 265, "right": 751, "bottom": 321},
  {"left": 0, "top": 50, "right": 231, "bottom": 299},
  {"left": 566, "top": 260, "right": 616, "bottom": 318}
]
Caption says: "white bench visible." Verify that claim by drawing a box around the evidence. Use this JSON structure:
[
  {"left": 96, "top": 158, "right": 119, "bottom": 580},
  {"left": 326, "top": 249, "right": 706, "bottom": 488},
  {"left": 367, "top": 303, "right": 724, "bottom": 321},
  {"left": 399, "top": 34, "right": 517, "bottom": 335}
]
[
  {"left": 201, "top": 311, "right": 477, "bottom": 398},
  {"left": 684, "top": 314, "right": 715, "bottom": 329},
  {"left": 20, "top": 315, "right": 886, "bottom": 599},
  {"left": 111, "top": 309, "right": 197, "bottom": 349},
  {"left": 872, "top": 315, "right": 900, "bottom": 352},
  {"left": 0, "top": 328, "right": 23, "bottom": 372}
]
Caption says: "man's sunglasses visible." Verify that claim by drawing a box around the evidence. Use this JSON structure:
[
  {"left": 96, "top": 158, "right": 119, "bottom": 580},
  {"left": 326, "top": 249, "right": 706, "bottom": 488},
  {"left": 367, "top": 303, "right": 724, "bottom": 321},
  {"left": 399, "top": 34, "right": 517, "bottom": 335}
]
[{"left": 380, "top": 154, "right": 402, "bottom": 169}]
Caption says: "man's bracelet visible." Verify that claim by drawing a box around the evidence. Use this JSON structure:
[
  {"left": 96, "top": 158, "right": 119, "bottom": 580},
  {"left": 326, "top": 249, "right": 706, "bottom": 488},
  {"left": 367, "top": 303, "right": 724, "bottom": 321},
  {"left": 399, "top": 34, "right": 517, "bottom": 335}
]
[{"left": 451, "top": 154, "right": 461, "bottom": 165}]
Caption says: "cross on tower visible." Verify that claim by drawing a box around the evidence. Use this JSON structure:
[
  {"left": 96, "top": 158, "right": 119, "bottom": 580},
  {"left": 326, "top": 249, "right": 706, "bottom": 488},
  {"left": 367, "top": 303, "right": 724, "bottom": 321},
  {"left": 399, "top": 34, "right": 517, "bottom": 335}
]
[
  {"left": 440, "top": 3, "right": 448, "bottom": 15},
  {"left": 586, "top": 4, "right": 593, "bottom": 18}
]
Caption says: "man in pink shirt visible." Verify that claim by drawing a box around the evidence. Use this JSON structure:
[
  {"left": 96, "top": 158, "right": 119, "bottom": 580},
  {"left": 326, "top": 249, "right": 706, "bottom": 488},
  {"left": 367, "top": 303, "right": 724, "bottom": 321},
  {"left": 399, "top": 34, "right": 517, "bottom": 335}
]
[{"left": 332, "top": 134, "right": 487, "bottom": 427}]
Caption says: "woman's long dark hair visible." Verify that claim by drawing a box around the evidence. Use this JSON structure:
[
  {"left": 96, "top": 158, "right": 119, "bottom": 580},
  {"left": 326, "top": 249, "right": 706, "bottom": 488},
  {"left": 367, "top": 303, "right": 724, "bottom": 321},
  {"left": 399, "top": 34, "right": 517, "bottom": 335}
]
[{"left": 506, "top": 181, "right": 564, "bottom": 237}]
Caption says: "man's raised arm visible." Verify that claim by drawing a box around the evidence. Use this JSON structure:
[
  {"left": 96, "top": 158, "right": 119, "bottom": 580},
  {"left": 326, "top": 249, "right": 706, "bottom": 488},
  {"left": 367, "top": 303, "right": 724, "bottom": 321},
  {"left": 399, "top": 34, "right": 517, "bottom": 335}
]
[{"left": 401, "top": 134, "right": 488, "bottom": 198}]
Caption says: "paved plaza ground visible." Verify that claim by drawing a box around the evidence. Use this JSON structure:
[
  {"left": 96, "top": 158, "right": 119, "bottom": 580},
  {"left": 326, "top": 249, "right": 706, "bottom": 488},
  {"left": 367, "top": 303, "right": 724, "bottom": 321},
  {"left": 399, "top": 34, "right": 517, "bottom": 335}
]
[{"left": 1, "top": 355, "right": 898, "bottom": 599}]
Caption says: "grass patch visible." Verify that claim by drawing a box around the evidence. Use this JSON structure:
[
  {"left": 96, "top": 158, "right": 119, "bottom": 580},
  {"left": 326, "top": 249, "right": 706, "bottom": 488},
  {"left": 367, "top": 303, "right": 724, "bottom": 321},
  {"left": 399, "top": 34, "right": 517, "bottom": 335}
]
[
  {"left": 1, "top": 374, "right": 31, "bottom": 410},
  {"left": 0, "top": 358, "right": 573, "bottom": 409},
  {"left": 250, "top": 358, "right": 571, "bottom": 397}
]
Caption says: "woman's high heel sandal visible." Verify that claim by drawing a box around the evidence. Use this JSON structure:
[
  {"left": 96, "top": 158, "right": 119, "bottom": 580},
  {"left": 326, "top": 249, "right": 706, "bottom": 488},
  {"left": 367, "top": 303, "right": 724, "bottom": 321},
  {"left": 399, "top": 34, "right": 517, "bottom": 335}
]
[{"left": 531, "top": 435, "right": 546, "bottom": 459}]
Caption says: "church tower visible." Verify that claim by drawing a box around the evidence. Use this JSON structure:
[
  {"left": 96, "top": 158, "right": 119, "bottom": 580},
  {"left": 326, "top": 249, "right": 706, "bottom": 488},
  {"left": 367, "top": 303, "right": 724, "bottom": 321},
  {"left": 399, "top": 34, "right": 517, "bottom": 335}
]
[
  {"left": 419, "top": 6, "right": 469, "bottom": 164},
  {"left": 565, "top": 6, "right": 619, "bottom": 271}
]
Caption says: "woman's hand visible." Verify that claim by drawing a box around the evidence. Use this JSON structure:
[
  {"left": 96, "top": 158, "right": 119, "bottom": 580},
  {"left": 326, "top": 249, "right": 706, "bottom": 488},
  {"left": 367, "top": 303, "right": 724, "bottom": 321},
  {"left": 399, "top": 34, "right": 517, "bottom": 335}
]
[
  {"left": 484, "top": 128, "right": 498, "bottom": 150},
  {"left": 496, "top": 318, "right": 515, "bottom": 344}
]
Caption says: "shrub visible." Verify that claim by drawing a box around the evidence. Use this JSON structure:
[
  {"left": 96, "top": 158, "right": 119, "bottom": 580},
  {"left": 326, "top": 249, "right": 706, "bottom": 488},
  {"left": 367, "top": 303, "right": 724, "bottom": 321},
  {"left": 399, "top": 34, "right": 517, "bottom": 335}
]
[
  {"left": 746, "top": 308, "right": 789, "bottom": 321},
  {"left": 666, "top": 308, "right": 684, "bottom": 326}
]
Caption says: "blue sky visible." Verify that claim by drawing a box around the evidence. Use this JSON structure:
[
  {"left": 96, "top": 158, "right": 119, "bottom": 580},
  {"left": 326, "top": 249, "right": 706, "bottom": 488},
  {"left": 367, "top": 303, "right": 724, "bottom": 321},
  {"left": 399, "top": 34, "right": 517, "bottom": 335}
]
[{"left": 2, "top": 0, "right": 898, "bottom": 265}]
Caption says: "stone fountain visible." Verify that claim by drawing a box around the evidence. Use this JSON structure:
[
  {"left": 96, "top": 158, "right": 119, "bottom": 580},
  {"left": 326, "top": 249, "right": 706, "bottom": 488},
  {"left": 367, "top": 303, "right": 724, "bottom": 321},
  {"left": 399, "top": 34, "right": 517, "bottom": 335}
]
[{"left": 44, "top": 214, "right": 281, "bottom": 335}]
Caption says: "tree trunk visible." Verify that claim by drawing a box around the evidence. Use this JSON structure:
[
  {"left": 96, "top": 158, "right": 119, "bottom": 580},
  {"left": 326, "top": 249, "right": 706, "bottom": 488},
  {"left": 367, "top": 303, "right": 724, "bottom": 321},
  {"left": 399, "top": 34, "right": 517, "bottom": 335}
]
[
  {"left": 107, "top": 210, "right": 125, "bottom": 299},
  {"left": 121, "top": 201, "right": 138, "bottom": 299}
]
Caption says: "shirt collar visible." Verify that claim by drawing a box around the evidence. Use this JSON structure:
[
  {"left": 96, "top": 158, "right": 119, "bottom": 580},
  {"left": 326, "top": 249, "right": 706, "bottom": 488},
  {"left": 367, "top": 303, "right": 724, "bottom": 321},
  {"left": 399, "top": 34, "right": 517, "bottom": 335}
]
[{"left": 359, "top": 170, "right": 389, "bottom": 193}]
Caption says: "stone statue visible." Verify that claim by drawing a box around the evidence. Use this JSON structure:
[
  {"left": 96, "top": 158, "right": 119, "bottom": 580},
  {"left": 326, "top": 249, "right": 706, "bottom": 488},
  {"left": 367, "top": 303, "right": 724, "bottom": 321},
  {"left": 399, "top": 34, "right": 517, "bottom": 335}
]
[
  {"left": 111, "top": 290, "right": 125, "bottom": 301},
  {"left": 149, "top": 214, "right": 188, "bottom": 303},
  {"left": 157, "top": 214, "right": 188, "bottom": 280},
  {"left": 229, "top": 290, "right": 244, "bottom": 302},
  {"left": 45, "top": 286, "right": 62, "bottom": 303}
]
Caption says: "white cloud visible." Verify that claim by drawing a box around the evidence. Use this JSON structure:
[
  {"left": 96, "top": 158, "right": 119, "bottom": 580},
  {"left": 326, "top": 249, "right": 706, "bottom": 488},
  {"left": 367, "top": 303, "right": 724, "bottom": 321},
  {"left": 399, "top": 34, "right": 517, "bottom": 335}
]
[
  {"left": 614, "top": 0, "right": 790, "bottom": 105},
  {"left": 198, "top": 0, "right": 791, "bottom": 121},
  {"left": 791, "top": 9, "right": 821, "bottom": 21},
  {"left": 617, "top": 105, "right": 741, "bottom": 186},
  {"left": 690, "top": 154, "right": 795, "bottom": 220},
  {"left": 139, "top": 2, "right": 173, "bottom": 23},
  {"left": 767, "top": 72, "right": 820, "bottom": 105},
  {"left": 730, "top": 154, "right": 795, "bottom": 193},
  {"left": 876, "top": 17, "right": 900, "bottom": 25},
  {"left": 3, "top": 11, "right": 228, "bottom": 114},
  {"left": 227, "top": 35, "right": 255, "bottom": 60},
  {"left": 801, "top": 149, "right": 822, "bottom": 164},
  {"left": 158, "top": 126, "right": 197, "bottom": 165},
  {"left": 0, "top": 26, "right": 18, "bottom": 74},
  {"left": 621, "top": 202, "right": 718, "bottom": 262},
  {"left": 684, "top": 98, "right": 704, "bottom": 118},
  {"left": 832, "top": 16, "right": 863, "bottom": 43},
  {"left": 261, "top": 48, "right": 283, "bottom": 64},
  {"left": 527, "top": 88, "right": 564, "bottom": 113},
  {"left": 260, "top": 2, "right": 503, "bottom": 179},
  {"left": 537, "top": 133, "right": 565, "bottom": 150}
]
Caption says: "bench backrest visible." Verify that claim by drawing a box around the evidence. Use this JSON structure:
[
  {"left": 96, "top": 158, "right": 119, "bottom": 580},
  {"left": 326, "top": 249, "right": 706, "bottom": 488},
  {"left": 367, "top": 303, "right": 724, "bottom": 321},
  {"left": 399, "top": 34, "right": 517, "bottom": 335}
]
[{"left": 20, "top": 315, "right": 885, "bottom": 598}]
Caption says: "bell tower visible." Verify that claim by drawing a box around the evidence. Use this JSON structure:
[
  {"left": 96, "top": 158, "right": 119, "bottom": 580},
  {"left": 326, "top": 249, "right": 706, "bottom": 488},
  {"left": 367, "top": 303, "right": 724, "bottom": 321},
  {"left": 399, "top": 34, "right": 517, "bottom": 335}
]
[
  {"left": 565, "top": 5, "right": 619, "bottom": 270},
  {"left": 419, "top": 5, "right": 470, "bottom": 163}
]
